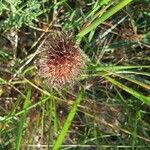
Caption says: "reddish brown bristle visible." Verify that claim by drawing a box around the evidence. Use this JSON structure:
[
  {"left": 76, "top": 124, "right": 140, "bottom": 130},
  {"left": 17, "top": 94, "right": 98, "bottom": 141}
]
[{"left": 36, "top": 32, "right": 87, "bottom": 88}]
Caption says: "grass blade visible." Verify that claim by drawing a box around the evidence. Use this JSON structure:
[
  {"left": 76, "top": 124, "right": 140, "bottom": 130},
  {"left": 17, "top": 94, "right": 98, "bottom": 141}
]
[
  {"left": 93, "top": 65, "right": 150, "bottom": 72},
  {"left": 105, "top": 76, "right": 150, "bottom": 106},
  {"left": 112, "top": 73, "right": 150, "bottom": 90},
  {"left": 15, "top": 87, "right": 31, "bottom": 150},
  {"left": 52, "top": 90, "right": 84, "bottom": 150},
  {"left": 77, "top": 0, "right": 133, "bottom": 42}
]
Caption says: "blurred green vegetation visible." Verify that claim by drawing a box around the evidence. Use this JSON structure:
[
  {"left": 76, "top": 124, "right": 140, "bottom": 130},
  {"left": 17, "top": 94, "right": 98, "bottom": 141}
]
[{"left": 0, "top": 0, "right": 150, "bottom": 149}]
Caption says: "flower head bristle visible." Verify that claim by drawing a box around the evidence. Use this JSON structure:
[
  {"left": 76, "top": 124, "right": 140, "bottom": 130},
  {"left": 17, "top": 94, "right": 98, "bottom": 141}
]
[{"left": 36, "top": 32, "right": 87, "bottom": 88}]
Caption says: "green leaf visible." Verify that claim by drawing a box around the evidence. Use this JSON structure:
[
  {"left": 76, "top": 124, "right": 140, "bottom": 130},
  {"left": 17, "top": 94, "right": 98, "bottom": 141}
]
[
  {"left": 105, "top": 76, "right": 150, "bottom": 106},
  {"left": 15, "top": 87, "right": 31, "bottom": 150},
  {"left": 93, "top": 65, "right": 150, "bottom": 72},
  {"left": 112, "top": 73, "right": 150, "bottom": 90},
  {"left": 77, "top": 0, "right": 133, "bottom": 42},
  {"left": 52, "top": 90, "right": 84, "bottom": 150}
]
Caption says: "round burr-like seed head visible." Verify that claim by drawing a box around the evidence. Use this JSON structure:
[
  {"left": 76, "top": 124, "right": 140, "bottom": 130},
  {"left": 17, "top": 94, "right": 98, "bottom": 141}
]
[{"left": 36, "top": 32, "right": 87, "bottom": 88}]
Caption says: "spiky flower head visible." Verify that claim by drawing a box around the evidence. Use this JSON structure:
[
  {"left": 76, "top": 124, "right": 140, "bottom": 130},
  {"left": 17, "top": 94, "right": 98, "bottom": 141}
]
[{"left": 36, "top": 32, "right": 87, "bottom": 88}]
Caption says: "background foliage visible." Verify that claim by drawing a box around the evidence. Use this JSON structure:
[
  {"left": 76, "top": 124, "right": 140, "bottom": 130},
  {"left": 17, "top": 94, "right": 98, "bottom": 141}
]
[{"left": 0, "top": 0, "right": 150, "bottom": 149}]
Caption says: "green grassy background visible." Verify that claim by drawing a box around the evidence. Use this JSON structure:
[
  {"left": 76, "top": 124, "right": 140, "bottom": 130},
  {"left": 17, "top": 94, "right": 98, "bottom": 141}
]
[{"left": 0, "top": 0, "right": 150, "bottom": 149}]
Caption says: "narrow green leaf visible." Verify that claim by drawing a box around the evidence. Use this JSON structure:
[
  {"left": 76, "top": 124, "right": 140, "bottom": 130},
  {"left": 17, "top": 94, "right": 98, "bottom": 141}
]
[
  {"left": 112, "top": 73, "right": 150, "bottom": 90},
  {"left": 115, "top": 71, "right": 150, "bottom": 77},
  {"left": 77, "top": 0, "right": 133, "bottom": 42},
  {"left": 93, "top": 65, "right": 150, "bottom": 72},
  {"left": 52, "top": 90, "right": 83, "bottom": 150},
  {"left": 105, "top": 76, "right": 150, "bottom": 106},
  {"left": 15, "top": 87, "right": 31, "bottom": 150}
]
